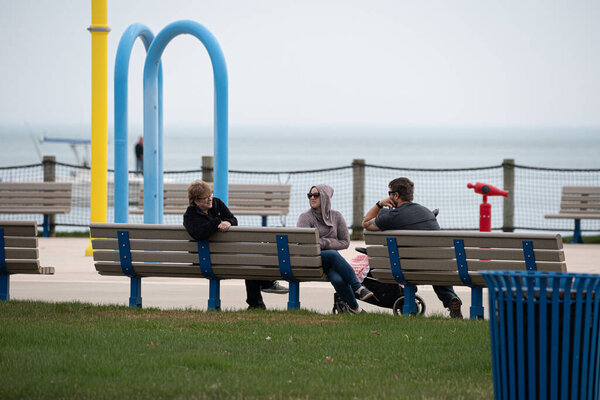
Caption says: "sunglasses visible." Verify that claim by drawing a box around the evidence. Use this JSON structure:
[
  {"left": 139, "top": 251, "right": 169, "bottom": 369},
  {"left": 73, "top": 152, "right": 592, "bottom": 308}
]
[
  {"left": 388, "top": 191, "right": 398, "bottom": 196},
  {"left": 307, "top": 193, "right": 320, "bottom": 199}
]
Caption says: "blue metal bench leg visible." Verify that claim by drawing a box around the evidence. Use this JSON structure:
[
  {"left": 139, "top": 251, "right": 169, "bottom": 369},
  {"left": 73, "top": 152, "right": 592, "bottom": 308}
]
[
  {"left": 129, "top": 277, "right": 142, "bottom": 307},
  {"left": 0, "top": 275, "right": 9, "bottom": 301},
  {"left": 403, "top": 285, "right": 417, "bottom": 315},
  {"left": 208, "top": 279, "right": 221, "bottom": 310},
  {"left": 261, "top": 216, "right": 267, "bottom": 227},
  {"left": 43, "top": 215, "right": 50, "bottom": 237},
  {"left": 470, "top": 287, "right": 484, "bottom": 319},
  {"left": 287, "top": 281, "right": 300, "bottom": 309},
  {"left": 572, "top": 219, "right": 583, "bottom": 243}
]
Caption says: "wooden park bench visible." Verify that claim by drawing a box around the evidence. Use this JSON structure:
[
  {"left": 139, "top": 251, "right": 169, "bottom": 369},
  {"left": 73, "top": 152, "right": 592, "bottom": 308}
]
[
  {"left": 0, "top": 182, "right": 73, "bottom": 237},
  {"left": 545, "top": 186, "right": 600, "bottom": 243},
  {"left": 133, "top": 183, "right": 291, "bottom": 226},
  {"left": 364, "top": 230, "right": 566, "bottom": 319},
  {"left": 0, "top": 220, "right": 55, "bottom": 300},
  {"left": 90, "top": 223, "right": 324, "bottom": 309}
]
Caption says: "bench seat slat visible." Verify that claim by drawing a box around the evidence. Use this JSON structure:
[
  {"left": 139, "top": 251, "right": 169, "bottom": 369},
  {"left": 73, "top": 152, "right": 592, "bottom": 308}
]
[
  {"left": 90, "top": 224, "right": 318, "bottom": 244},
  {"left": 366, "top": 246, "right": 565, "bottom": 262},
  {"left": 92, "top": 238, "right": 321, "bottom": 256},
  {"left": 370, "top": 270, "right": 487, "bottom": 286},
  {"left": 368, "top": 257, "right": 566, "bottom": 272},
  {"left": 93, "top": 250, "right": 322, "bottom": 267},
  {"left": 94, "top": 262, "right": 323, "bottom": 280}
]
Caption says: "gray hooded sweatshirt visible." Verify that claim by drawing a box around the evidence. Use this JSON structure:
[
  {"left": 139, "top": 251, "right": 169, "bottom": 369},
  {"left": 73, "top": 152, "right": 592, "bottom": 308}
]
[{"left": 296, "top": 184, "right": 350, "bottom": 251}]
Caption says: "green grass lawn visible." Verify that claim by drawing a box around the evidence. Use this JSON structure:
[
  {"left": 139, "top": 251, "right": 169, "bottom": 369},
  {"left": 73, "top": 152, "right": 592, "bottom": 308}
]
[{"left": 0, "top": 301, "right": 492, "bottom": 399}]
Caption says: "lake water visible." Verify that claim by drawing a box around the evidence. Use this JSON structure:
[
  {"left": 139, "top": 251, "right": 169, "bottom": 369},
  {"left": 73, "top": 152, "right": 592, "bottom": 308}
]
[{"left": 1, "top": 124, "right": 599, "bottom": 171}]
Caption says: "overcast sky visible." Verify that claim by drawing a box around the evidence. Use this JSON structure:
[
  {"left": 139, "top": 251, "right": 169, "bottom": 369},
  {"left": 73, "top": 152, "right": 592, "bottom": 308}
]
[{"left": 1, "top": 0, "right": 599, "bottom": 129}]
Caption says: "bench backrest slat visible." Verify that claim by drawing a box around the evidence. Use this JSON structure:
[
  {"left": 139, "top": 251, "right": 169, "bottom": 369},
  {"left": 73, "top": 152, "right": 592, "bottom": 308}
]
[{"left": 92, "top": 238, "right": 320, "bottom": 256}]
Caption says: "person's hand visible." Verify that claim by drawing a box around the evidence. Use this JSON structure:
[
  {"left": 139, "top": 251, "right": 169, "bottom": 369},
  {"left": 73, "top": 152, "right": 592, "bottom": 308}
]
[
  {"left": 218, "top": 221, "right": 232, "bottom": 232},
  {"left": 379, "top": 198, "right": 395, "bottom": 208}
]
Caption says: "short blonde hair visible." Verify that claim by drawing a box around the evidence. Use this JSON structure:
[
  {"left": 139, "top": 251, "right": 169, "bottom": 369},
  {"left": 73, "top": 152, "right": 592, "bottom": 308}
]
[{"left": 188, "top": 180, "right": 212, "bottom": 205}]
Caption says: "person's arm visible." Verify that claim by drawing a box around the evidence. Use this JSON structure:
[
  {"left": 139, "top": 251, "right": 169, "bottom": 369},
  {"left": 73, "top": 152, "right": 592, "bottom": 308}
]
[
  {"left": 362, "top": 198, "right": 395, "bottom": 231},
  {"left": 183, "top": 210, "right": 221, "bottom": 241},
  {"left": 214, "top": 198, "right": 237, "bottom": 232},
  {"left": 320, "top": 213, "right": 350, "bottom": 250}
]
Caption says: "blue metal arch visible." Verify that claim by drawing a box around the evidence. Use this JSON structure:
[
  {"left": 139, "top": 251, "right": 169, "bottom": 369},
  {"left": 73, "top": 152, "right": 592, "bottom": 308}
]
[
  {"left": 143, "top": 20, "right": 229, "bottom": 223},
  {"left": 114, "top": 23, "right": 164, "bottom": 223}
]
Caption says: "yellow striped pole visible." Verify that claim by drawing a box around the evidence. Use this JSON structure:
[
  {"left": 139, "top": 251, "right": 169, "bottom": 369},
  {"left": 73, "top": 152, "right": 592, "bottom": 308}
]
[{"left": 85, "top": 0, "right": 110, "bottom": 256}]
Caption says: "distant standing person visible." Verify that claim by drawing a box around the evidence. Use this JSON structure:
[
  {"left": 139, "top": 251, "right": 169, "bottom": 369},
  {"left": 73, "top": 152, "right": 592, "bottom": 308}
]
[
  {"left": 362, "top": 177, "right": 464, "bottom": 318},
  {"left": 135, "top": 136, "right": 143, "bottom": 172}
]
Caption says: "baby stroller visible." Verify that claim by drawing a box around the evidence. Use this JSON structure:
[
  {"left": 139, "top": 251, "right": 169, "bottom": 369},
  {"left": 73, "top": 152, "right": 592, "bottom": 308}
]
[
  {"left": 332, "top": 247, "right": 426, "bottom": 316},
  {"left": 332, "top": 208, "right": 439, "bottom": 316}
]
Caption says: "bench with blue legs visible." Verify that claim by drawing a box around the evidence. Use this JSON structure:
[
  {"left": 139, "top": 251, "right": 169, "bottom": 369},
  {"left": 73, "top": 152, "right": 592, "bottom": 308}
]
[
  {"left": 545, "top": 186, "right": 600, "bottom": 243},
  {"left": 0, "top": 182, "right": 73, "bottom": 237},
  {"left": 90, "top": 223, "right": 324, "bottom": 309},
  {"left": 0, "top": 220, "right": 55, "bottom": 300},
  {"left": 364, "top": 230, "right": 566, "bottom": 319},
  {"left": 133, "top": 183, "right": 292, "bottom": 227}
]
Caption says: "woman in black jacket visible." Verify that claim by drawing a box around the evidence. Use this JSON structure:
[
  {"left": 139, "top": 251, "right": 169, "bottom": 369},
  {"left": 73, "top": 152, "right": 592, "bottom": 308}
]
[{"left": 183, "top": 180, "right": 286, "bottom": 309}]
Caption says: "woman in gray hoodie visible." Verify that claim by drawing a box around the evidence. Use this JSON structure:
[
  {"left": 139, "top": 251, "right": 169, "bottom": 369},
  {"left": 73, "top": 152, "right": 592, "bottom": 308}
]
[{"left": 297, "top": 184, "right": 373, "bottom": 313}]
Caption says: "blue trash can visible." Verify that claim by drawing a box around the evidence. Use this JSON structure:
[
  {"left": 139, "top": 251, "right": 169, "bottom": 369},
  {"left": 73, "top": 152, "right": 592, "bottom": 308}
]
[{"left": 481, "top": 271, "right": 600, "bottom": 400}]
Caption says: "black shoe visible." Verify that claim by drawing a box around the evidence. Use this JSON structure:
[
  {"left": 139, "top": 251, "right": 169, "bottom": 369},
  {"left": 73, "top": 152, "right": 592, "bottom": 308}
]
[
  {"left": 262, "top": 281, "right": 289, "bottom": 294},
  {"left": 354, "top": 285, "right": 374, "bottom": 301},
  {"left": 449, "top": 297, "right": 463, "bottom": 319},
  {"left": 247, "top": 303, "right": 266, "bottom": 310}
]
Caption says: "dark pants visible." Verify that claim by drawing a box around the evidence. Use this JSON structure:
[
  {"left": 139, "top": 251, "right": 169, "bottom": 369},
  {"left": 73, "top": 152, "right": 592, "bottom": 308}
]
[
  {"left": 433, "top": 285, "right": 461, "bottom": 308},
  {"left": 245, "top": 280, "right": 275, "bottom": 308}
]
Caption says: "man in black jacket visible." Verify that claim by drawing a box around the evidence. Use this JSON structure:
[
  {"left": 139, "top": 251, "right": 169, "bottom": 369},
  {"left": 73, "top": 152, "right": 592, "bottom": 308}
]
[{"left": 183, "top": 180, "right": 287, "bottom": 310}]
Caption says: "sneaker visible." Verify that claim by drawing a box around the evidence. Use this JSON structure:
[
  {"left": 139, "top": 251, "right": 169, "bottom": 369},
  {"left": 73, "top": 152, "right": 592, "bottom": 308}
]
[
  {"left": 449, "top": 297, "right": 463, "bottom": 319},
  {"left": 262, "top": 281, "right": 289, "bottom": 294},
  {"left": 354, "top": 285, "right": 374, "bottom": 301},
  {"left": 349, "top": 307, "right": 367, "bottom": 314}
]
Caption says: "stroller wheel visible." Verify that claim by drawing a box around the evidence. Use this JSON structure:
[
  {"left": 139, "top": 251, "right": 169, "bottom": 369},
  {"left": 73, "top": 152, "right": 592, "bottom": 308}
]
[{"left": 392, "top": 295, "right": 426, "bottom": 316}]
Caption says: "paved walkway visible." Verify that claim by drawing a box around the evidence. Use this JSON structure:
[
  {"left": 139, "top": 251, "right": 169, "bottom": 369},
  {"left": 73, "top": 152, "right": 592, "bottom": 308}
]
[{"left": 9, "top": 238, "right": 600, "bottom": 317}]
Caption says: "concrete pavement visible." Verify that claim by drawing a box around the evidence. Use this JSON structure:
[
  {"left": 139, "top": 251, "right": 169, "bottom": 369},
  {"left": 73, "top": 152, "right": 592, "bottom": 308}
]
[{"left": 8, "top": 237, "right": 600, "bottom": 317}]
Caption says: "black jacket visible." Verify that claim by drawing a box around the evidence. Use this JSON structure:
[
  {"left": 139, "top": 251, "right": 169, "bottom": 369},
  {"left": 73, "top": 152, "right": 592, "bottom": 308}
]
[{"left": 183, "top": 197, "right": 238, "bottom": 241}]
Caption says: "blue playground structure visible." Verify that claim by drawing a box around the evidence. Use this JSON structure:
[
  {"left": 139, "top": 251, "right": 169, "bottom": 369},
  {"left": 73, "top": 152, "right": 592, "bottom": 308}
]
[{"left": 112, "top": 20, "right": 229, "bottom": 308}]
